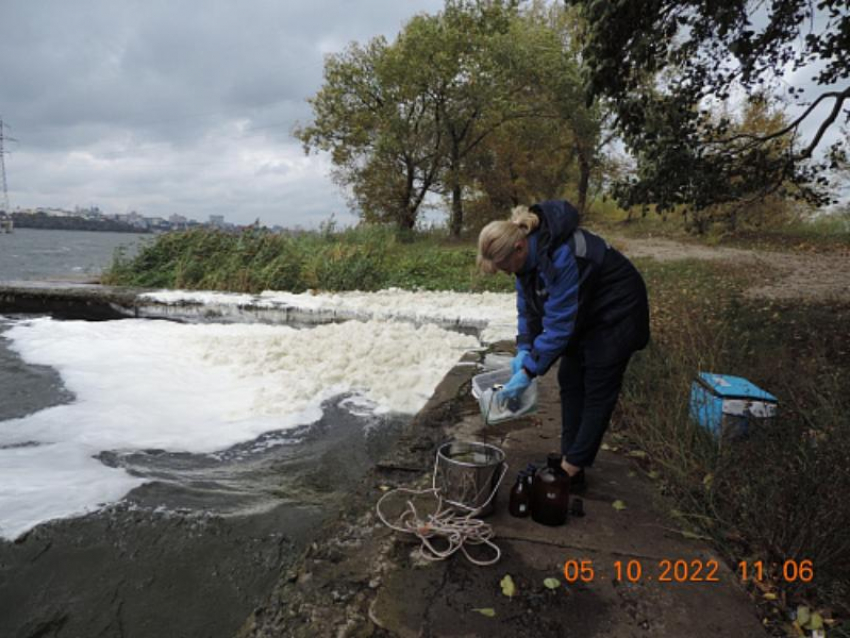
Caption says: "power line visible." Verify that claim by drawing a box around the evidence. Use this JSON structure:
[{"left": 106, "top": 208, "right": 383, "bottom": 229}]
[{"left": 0, "top": 117, "right": 18, "bottom": 213}]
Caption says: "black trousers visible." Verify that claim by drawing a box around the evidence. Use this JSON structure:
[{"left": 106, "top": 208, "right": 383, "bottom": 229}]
[{"left": 558, "top": 351, "right": 631, "bottom": 468}]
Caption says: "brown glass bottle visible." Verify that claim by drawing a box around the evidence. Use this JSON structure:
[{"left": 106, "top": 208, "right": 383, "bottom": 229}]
[
  {"left": 531, "top": 453, "right": 570, "bottom": 526},
  {"left": 508, "top": 472, "right": 532, "bottom": 518}
]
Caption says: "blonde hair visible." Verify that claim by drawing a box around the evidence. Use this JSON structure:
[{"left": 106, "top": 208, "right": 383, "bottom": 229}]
[{"left": 477, "top": 205, "right": 540, "bottom": 274}]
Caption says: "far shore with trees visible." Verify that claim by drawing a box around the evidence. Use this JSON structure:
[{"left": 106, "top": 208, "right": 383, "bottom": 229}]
[{"left": 11, "top": 211, "right": 151, "bottom": 234}]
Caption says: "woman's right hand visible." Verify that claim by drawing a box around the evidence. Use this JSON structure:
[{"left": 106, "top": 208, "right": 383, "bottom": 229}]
[{"left": 511, "top": 349, "right": 530, "bottom": 375}]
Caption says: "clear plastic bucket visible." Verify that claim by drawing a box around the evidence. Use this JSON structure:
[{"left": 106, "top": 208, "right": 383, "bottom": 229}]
[{"left": 472, "top": 367, "right": 538, "bottom": 425}]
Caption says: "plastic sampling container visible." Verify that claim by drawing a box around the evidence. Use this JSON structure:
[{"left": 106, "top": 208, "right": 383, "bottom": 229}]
[{"left": 471, "top": 367, "right": 538, "bottom": 425}]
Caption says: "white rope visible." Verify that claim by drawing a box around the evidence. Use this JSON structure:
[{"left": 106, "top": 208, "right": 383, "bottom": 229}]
[
  {"left": 376, "top": 486, "right": 502, "bottom": 566},
  {"left": 375, "top": 454, "right": 507, "bottom": 567}
]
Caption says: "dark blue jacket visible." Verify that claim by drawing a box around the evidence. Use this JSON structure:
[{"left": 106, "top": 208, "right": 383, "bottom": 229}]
[{"left": 517, "top": 200, "right": 649, "bottom": 375}]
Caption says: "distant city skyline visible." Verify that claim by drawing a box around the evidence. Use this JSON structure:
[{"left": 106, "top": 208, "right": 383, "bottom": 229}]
[{"left": 7, "top": 204, "right": 284, "bottom": 233}]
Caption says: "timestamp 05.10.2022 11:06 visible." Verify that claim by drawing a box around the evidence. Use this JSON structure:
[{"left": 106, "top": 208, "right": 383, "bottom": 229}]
[{"left": 562, "top": 559, "right": 814, "bottom": 584}]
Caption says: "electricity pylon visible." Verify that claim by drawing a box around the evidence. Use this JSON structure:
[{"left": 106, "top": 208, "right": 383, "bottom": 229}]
[{"left": 0, "top": 117, "right": 17, "bottom": 213}]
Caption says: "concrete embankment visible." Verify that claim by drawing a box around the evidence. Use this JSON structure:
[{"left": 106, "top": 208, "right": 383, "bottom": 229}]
[
  {"left": 0, "top": 281, "right": 354, "bottom": 325},
  {"left": 0, "top": 281, "right": 142, "bottom": 320}
]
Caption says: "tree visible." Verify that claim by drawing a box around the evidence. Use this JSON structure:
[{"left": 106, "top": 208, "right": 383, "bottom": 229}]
[
  {"left": 295, "top": 38, "right": 444, "bottom": 231},
  {"left": 299, "top": 1, "right": 608, "bottom": 234},
  {"left": 399, "top": 1, "right": 535, "bottom": 236},
  {"left": 568, "top": 0, "right": 850, "bottom": 214},
  {"left": 297, "top": 1, "right": 529, "bottom": 233},
  {"left": 452, "top": 1, "right": 613, "bottom": 225}
]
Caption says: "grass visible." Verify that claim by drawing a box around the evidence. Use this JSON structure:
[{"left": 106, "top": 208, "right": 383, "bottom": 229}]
[{"left": 616, "top": 257, "right": 850, "bottom": 631}]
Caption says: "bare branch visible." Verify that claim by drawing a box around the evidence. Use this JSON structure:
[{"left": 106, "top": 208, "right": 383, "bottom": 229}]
[
  {"left": 797, "top": 86, "right": 850, "bottom": 159},
  {"left": 708, "top": 87, "right": 850, "bottom": 148}
]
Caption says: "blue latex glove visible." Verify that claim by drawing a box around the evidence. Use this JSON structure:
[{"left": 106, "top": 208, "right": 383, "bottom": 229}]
[
  {"left": 498, "top": 369, "right": 531, "bottom": 403},
  {"left": 510, "top": 349, "right": 530, "bottom": 375}
]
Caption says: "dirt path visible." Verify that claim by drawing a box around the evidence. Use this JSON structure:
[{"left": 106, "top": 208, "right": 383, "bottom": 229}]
[{"left": 613, "top": 236, "right": 850, "bottom": 302}]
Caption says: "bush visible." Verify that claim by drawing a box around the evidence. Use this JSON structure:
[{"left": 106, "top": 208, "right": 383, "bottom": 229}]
[{"left": 102, "top": 225, "right": 516, "bottom": 294}]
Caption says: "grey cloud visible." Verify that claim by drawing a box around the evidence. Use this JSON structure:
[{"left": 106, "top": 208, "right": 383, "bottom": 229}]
[{"left": 0, "top": 0, "right": 444, "bottom": 226}]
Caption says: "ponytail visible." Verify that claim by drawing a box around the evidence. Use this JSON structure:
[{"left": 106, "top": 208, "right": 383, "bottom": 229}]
[{"left": 510, "top": 205, "right": 540, "bottom": 233}]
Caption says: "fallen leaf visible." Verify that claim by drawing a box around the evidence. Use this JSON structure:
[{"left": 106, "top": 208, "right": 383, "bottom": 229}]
[
  {"left": 378, "top": 485, "right": 390, "bottom": 492},
  {"left": 809, "top": 613, "right": 824, "bottom": 631},
  {"left": 612, "top": 500, "right": 627, "bottom": 511},
  {"left": 600, "top": 443, "right": 612, "bottom": 451},
  {"left": 702, "top": 473, "right": 714, "bottom": 488},
  {"left": 679, "top": 529, "right": 710, "bottom": 540},
  {"left": 796, "top": 606, "right": 811, "bottom": 628},
  {"left": 627, "top": 450, "right": 648, "bottom": 459},
  {"left": 648, "top": 471, "right": 660, "bottom": 480},
  {"left": 543, "top": 578, "right": 560, "bottom": 590},
  {"left": 500, "top": 574, "right": 516, "bottom": 598},
  {"left": 473, "top": 608, "right": 496, "bottom": 617},
  {"left": 763, "top": 592, "right": 778, "bottom": 601}
]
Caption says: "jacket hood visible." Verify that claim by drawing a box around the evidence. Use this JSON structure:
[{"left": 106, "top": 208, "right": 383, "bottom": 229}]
[{"left": 530, "top": 200, "right": 580, "bottom": 255}]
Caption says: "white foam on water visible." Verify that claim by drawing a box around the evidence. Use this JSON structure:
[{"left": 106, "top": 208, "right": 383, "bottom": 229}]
[
  {"left": 0, "top": 442, "right": 143, "bottom": 542},
  {"left": 142, "top": 287, "right": 518, "bottom": 343},
  {"left": 0, "top": 316, "right": 479, "bottom": 539}
]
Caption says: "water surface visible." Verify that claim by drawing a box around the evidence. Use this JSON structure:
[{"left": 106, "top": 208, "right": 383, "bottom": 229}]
[{"left": 0, "top": 228, "right": 147, "bottom": 281}]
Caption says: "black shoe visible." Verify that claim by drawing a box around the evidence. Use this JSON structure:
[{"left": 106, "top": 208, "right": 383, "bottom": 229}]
[
  {"left": 570, "top": 497, "right": 586, "bottom": 517},
  {"left": 569, "top": 469, "right": 587, "bottom": 494}
]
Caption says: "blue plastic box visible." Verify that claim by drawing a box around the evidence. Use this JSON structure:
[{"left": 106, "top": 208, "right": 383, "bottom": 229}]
[{"left": 689, "top": 373, "right": 777, "bottom": 438}]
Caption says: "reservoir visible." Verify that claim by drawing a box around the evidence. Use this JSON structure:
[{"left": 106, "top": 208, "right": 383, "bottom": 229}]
[{"left": 0, "top": 227, "right": 147, "bottom": 281}]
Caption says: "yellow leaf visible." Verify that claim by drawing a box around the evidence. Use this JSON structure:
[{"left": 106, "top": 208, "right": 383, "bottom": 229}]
[
  {"left": 543, "top": 578, "right": 560, "bottom": 590},
  {"left": 612, "top": 500, "right": 627, "bottom": 511},
  {"left": 473, "top": 608, "right": 496, "bottom": 618},
  {"left": 627, "top": 450, "right": 648, "bottom": 459},
  {"left": 378, "top": 485, "right": 390, "bottom": 492},
  {"left": 703, "top": 473, "right": 714, "bottom": 488},
  {"left": 796, "top": 606, "right": 811, "bottom": 628},
  {"left": 679, "top": 529, "right": 710, "bottom": 540},
  {"left": 763, "top": 592, "right": 778, "bottom": 600},
  {"left": 500, "top": 574, "right": 516, "bottom": 597},
  {"left": 809, "top": 613, "right": 824, "bottom": 631}
]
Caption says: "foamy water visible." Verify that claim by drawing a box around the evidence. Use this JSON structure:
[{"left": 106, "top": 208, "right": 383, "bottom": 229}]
[
  {"left": 0, "top": 312, "right": 482, "bottom": 540},
  {"left": 143, "top": 287, "right": 518, "bottom": 343}
]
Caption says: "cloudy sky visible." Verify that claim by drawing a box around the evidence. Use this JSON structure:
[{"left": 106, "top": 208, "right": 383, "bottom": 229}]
[
  {"left": 1, "top": 2, "right": 845, "bottom": 228},
  {"left": 0, "top": 0, "right": 444, "bottom": 228}
]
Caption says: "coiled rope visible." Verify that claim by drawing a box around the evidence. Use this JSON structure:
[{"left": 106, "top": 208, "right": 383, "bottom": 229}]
[{"left": 375, "top": 454, "right": 507, "bottom": 566}]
